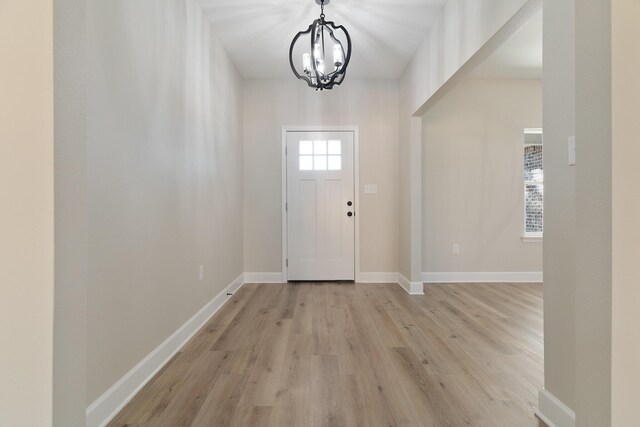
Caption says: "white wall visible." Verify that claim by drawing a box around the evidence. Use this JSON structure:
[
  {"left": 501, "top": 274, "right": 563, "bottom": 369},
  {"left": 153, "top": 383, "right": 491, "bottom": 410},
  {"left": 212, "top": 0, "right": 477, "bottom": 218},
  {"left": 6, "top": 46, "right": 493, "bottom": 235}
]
[
  {"left": 243, "top": 79, "right": 399, "bottom": 274},
  {"left": 403, "top": 0, "right": 529, "bottom": 116},
  {"left": 573, "top": 0, "right": 640, "bottom": 425},
  {"left": 422, "top": 79, "right": 542, "bottom": 274},
  {"left": 86, "top": 0, "right": 243, "bottom": 403},
  {"left": 575, "top": 0, "right": 613, "bottom": 424},
  {"left": 399, "top": 80, "right": 425, "bottom": 284},
  {"left": 398, "top": 0, "right": 534, "bottom": 283},
  {"left": 54, "top": 0, "right": 88, "bottom": 424},
  {"left": 611, "top": 1, "right": 640, "bottom": 425},
  {"left": 398, "top": 90, "right": 414, "bottom": 280},
  {"left": 541, "top": 0, "right": 577, "bottom": 415},
  {"left": 0, "top": 1, "right": 55, "bottom": 425}
]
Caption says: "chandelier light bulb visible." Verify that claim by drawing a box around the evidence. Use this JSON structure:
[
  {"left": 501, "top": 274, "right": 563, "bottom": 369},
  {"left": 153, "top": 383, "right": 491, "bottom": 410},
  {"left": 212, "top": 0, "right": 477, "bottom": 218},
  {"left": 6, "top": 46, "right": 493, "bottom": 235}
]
[
  {"left": 333, "top": 44, "right": 343, "bottom": 68},
  {"left": 302, "top": 53, "right": 311, "bottom": 74}
]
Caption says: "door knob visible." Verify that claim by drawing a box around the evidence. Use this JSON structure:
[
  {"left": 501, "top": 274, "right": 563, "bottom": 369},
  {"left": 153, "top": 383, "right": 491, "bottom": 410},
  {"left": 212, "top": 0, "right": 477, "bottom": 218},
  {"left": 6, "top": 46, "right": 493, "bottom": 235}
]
[
  {"left": 347, "top": 212, "right": 353, "bottom": 217},
  {"left": 347, "top": 201, "right": 353, "bottom": 207}
]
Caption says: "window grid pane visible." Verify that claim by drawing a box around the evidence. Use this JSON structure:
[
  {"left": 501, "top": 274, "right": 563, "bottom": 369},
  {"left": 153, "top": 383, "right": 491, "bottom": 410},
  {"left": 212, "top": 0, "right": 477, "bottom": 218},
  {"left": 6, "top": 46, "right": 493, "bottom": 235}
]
[
  {"left": 328, "top": 140, "right": 342, "bottom": 155},
  {"left": 525, "top": 183, "right": 544, "bottom": 233},
  {"left": 524, "top": 145, "right": 543, "bottom": 182},
  {"left": 298, "top": 140, "right": 343, "bottom": 171},
  {"left": 523, "top": 128, "right": 543, "bottom": 235},
  {"left": 314, "top": 140, "right": 327, "bottom": 155},
  {"left": 299, "top": 140, "right": 313, "bottom": 155}
]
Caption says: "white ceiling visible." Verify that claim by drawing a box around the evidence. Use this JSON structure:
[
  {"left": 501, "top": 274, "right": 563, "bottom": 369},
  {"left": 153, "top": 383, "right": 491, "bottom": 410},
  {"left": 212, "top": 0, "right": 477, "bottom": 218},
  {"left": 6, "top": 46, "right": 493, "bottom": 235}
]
[
  {"left": 200, "top": 0, "right": 448, "bottom": 79},
  {"left": 467, "top": 11, "right": 543, "bottom": 80}
]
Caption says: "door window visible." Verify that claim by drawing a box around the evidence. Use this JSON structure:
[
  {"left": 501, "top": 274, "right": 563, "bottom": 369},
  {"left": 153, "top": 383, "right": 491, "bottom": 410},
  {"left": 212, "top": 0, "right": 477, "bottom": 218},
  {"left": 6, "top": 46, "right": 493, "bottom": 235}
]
[{"left": 299, "top": 140, "right": 342, "bottom": 171}]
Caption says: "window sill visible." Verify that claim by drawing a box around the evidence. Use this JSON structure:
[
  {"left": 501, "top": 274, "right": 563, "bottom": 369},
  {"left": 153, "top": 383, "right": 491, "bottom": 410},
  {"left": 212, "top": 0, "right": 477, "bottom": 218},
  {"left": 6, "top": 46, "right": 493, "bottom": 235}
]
[{"left": 521, "top": 235, "right": 543, "bottom": 243}]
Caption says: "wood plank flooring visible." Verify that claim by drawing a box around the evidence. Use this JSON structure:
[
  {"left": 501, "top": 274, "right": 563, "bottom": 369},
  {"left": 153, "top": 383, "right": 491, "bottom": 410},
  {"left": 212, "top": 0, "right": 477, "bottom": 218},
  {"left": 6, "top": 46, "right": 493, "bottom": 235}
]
[{"left": 108, "top": 282, "right": 543, "bottom": 427}]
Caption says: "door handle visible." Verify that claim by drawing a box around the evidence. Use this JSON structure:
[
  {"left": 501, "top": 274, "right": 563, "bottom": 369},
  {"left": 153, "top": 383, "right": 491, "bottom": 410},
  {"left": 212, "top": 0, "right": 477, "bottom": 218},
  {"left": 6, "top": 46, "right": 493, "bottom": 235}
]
[
  {"left": 347, "top": 201, "right": 353, "bottom": 207},
  {"left": 347, "top": 212, "right": 353, "bottom": 217}
]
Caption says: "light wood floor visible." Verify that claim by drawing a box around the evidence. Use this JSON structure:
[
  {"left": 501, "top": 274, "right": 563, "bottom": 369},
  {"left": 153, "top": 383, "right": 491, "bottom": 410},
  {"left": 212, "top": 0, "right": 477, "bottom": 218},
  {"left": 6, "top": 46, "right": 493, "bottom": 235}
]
[{"left": 108, "top": 282, "right": 543, "bottom": 427}]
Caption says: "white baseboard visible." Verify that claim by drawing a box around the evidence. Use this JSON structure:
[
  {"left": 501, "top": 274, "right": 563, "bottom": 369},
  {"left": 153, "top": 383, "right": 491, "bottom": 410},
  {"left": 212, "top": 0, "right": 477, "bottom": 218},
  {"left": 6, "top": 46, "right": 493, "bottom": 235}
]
[
  {"left": 243, "top": 272, "right": 285, "bottom": 283},
  {"left": 86, "top": 273, "right": 245, "bottom": 427},
  {"left": 245, "top": 272, "right": 426, "bottom": 297},
  {"left": 245, "top": 271, "right": 408, "bottom": 287},
  {"left": 397, "top": 273, "right": 425, "bottom": 295},
  {"left": 422, "top": 271, "right": 543, "bottom": 283},
  {"left": 243, "top": 271, "right": 543, "bottom": 285},
  {"left": 358, "top": 272, "right": 399, "bottom": 283},
  {"left": 536, "top": 389, "right": 575, "bottom": 427},
  {"left": 245, "top": 271, "right": 405, "bottom": 285}
]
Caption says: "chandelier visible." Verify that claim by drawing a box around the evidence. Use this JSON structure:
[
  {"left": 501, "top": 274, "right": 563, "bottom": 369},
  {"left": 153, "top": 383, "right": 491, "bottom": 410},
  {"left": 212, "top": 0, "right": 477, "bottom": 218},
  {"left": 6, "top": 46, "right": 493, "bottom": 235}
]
[{"left": 289, "top": 0, "right": 352, "bottom": 91}]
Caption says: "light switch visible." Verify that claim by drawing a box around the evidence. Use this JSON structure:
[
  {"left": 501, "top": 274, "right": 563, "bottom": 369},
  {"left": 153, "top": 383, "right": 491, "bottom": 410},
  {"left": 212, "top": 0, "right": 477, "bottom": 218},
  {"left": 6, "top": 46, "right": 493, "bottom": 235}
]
[
  {"left": 568, "top": 136, "right": 576, "bottom": 166},
  {"left": 364, "top": 184, "right": 378, "bottom": 194}
]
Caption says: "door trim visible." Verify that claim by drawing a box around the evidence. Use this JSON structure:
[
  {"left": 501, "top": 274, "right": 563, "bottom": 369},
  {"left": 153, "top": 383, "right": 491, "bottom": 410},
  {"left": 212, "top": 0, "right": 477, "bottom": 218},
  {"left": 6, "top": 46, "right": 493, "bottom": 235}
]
[{"left": 281, "top": 126, "right": 360, "bottom": 283}]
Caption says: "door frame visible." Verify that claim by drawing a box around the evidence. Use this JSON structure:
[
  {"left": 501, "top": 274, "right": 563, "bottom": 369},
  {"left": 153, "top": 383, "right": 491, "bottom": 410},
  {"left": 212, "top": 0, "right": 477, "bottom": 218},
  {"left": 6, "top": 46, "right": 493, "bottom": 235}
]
[{"left": 281, "top": 126, "right": 360, "bottom": 283}]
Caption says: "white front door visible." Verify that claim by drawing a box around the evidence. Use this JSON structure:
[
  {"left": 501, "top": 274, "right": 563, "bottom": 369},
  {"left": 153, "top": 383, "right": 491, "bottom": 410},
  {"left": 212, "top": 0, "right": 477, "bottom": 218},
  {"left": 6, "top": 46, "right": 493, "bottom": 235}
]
[{"left": 286, "top": 131, "right": 355, "bottom": 281}]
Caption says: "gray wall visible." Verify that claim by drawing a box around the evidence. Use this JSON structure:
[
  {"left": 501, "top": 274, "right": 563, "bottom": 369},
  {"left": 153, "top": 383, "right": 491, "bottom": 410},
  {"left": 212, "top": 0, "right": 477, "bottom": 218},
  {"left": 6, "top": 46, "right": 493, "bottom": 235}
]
[
  {"left": 86, "top": 0, "right": 244, "bottom": 403},
  {"left": 397, "top": 0, "right": 536, "bottom": 281},
  {"left": 54, "top": 0, "right": 88, "bottom": 424},
  {"left": 542, "top": 0, "right": 577, "bottom": 411},
  {"left": 611, "top": 1, "right": 640, "bottom": 424},
  {"left": 575, "top": 0, "right": 612, "bottom": 424},
  {"left": 543, "top": 1, "right": 640, "bottom": 424},
  {"left": 0, "top": 1, "right": 55, "bottom": 425},
  {"left": 422, "top": 79, "right": 543, "bottom": 273},
  {"left": 398, "top": 86, "right": 413, "bottom": 280},
  {"left": 242, "top": 79, "right": 400, "bottom": 275}
]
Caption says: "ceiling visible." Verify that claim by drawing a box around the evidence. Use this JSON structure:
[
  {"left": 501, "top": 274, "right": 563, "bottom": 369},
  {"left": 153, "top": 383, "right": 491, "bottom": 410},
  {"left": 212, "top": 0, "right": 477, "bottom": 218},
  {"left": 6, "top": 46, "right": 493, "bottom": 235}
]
[
  {"left": 467, "top": 10, "right": 543, "bottom": 80},
  {"left": 200, "top": 0, "right": 448, "bottom": 79}
]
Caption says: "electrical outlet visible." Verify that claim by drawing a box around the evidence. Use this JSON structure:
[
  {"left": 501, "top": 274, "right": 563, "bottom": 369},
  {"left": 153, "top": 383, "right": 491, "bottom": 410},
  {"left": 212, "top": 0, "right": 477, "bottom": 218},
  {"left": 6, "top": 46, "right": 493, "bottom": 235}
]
[
  {"left": 199, "top": 265, "right": 204, "bottom": 281},
  {"left": 452, "top": 244, "right": 460, "bottom": 254}
]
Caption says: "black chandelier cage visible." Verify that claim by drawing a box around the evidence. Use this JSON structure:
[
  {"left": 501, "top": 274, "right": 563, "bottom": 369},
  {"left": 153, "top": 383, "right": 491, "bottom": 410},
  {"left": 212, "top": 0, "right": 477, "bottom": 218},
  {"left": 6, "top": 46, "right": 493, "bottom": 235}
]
[{"left": 289, "top": 0, "right": 352, "bottom": 91}]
